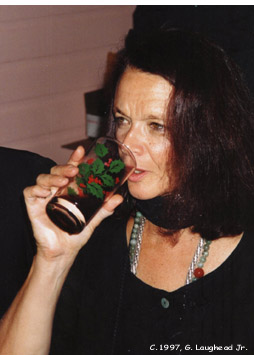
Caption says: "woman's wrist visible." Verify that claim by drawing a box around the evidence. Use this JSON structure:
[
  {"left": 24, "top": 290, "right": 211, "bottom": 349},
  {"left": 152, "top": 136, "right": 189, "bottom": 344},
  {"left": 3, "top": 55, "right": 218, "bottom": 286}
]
[{"left": 32, "top": 252, "right": 76, "bottom": 291}]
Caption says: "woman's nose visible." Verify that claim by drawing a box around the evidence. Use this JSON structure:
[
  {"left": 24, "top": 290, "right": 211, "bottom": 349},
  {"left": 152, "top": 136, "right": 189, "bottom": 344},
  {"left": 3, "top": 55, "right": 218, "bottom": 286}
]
[{"left": 121, "top": 128, "right": 144, "bottom": 156}]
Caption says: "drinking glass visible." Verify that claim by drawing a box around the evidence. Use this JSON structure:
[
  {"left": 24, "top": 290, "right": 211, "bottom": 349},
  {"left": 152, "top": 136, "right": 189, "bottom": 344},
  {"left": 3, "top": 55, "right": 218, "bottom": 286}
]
[{"left": 46, "top": 137, "right": 136, "bottom": 234}]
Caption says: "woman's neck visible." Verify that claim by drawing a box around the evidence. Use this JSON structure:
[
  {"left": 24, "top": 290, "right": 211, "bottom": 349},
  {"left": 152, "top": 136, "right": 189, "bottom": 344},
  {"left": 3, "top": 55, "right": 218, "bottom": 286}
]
[
  {"left": 127, "top": 215, "right": 196, "bottom": 247},
  {"left": 127, "top": 214, "right": 243, "bottom": 292}
]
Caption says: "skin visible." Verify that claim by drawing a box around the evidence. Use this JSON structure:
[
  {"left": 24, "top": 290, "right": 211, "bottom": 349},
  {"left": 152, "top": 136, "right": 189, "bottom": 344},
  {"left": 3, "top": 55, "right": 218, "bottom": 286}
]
[{"left": 114, "top": 67, "right": 173, "bottom": 200}]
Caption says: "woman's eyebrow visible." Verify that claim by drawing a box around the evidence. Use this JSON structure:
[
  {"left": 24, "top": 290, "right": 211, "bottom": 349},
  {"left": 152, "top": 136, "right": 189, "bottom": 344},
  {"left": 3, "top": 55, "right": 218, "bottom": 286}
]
[
  {"left": 113, "top": 107, "right": 130, "bottom": 118},
  {"left": 147, "top": 115, "right": 164, "bottom": 121},
  {"left": 113, "top": 107, "right": 163, "bottom": 121}
]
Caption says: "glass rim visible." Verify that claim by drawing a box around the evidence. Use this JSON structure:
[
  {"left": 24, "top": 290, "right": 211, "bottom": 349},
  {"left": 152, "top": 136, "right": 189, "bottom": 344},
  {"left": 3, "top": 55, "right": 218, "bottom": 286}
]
[{"left": 95, "top": 136, "right": 137, "bottom": 169}]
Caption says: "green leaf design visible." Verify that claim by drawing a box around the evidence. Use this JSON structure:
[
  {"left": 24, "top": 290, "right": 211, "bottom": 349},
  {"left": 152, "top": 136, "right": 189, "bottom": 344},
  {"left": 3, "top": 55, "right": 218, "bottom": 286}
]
[
  {"left": 67, "top": 187, "right": 78, "bottom": 196},
  {"left": 101, "top": 173, "right": 114, "bottom": 187},
  {"left": 78, "top": 163, "right": 91, "bottom": 180},
  {"left": 76, "top": 176, "right": 84, "bottom": 186},
  {"left": 91, "top": 158, "right": 105, "bottom": 175},
  {"left": 87, "top": 182, "right": 104, "bottom": 200},
  {"left": 95, "top": 143, "right": 108, "bottom": 158},
  {"left": 109, "top": 159, "right": 125, "bottom": 174}
]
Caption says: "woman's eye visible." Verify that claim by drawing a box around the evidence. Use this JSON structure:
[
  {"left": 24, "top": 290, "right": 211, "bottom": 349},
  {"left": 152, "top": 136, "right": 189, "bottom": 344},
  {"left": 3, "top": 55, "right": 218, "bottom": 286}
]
[
  {"left": 114, "top": 116, "right": 128, "bottom": 127},
  {"left": 149, "top": 122, "right": 165, "bottom": 132}
]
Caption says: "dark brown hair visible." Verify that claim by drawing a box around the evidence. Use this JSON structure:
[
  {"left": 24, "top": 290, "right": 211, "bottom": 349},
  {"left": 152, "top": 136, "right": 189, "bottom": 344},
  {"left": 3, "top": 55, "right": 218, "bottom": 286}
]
[{"left": 107, "top": 28, "right": 254, "bottom": 239}]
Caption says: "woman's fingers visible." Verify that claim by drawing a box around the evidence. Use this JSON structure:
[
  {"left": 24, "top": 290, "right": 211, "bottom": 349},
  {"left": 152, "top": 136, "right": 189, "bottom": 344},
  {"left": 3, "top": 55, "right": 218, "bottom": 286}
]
[
  {"left": 24, "top": 142, "right": 123, "bottom": 252},
  {"left": 103, "top": 194, "right": 124, "bottom": 213},
  {"left": 67, "top": 146, "right": 85, "bottom": 166},
  {"left": 49, "top": 146, "right": 85, "bottom": 180},
  {"left": 37, "top": 164, "right": 79, "bottom": 193},
  {"left": 24, "top": 185, "right": 52, "bottom": 201},
  {"left": 36, "top": 173, "right": 69, "bottom": 189},
  {"left": 50, "top": 164, "right": 78, "bottom": 178},
  {"left": 31, "top": 146, "right": 85, "bottom": 192}
]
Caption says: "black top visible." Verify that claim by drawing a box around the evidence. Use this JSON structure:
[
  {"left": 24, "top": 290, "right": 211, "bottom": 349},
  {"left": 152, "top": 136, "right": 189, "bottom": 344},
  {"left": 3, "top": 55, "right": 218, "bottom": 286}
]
[
  {"left": 50, "top": 215, "right": 254, "bottom": 354},
  {"left": 0, "top": 147, "right": 55, "bottom": 317}
]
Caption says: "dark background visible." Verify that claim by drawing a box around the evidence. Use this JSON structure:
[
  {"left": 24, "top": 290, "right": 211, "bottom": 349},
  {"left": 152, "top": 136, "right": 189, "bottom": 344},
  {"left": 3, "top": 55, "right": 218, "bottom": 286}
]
[{"left": 133, "top": 5, "right": 254, "bottom": 93}]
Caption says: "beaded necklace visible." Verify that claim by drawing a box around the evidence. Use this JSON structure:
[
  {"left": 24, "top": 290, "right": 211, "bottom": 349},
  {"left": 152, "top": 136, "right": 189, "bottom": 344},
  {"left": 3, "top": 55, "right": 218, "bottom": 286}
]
[{"left": 129, "top": 211, "right": 212, "bottom": 284}]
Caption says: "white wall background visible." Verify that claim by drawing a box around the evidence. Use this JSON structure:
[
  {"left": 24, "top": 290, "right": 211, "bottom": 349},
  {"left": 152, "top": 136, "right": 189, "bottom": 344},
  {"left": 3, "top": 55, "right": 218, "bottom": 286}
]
[{"left": 0, "top": 5, "right": 135, "bottom": 163}]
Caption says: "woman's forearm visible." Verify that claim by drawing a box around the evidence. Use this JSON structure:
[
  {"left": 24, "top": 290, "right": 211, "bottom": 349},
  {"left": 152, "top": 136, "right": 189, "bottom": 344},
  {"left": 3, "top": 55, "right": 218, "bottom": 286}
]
[
  {"left": 0, "top": 146, "right": 123, "bottom": 355},
  {"left": 0, "top": 254, "right": 75, "bottom": 355}
]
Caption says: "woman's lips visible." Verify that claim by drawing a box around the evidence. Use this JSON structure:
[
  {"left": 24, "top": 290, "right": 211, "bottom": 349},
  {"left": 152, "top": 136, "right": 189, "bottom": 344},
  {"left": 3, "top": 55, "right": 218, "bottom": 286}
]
[{"left": 128, "top": 168, "right": 147, "bottom": 182}]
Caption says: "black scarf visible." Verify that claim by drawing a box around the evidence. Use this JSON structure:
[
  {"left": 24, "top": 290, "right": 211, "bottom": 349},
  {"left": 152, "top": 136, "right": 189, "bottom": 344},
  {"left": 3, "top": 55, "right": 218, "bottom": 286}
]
[{"left": 134, "top": 194, "right": 198, "bottom": 230}]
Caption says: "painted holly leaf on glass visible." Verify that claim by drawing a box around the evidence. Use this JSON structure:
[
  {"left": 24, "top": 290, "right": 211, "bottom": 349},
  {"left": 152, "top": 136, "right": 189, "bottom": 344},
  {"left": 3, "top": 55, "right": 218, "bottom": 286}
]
[
  {"left": 67, "top": 187, "right": 78, "bottom": 196},
  {"left": 101, "top": 173, "right": 114, "bottom": 187},
  {"left": 87, "top": 182, "right": 104, "bottom": 200},
  {"left": 76, "top": 176, "right": 83, "bottom": 186},
  {"left": 78, "top": 163, "right": 91, "bottom": 181},
  {"left": 109, "top": 159, "right": 125, "bottom": 174},
  {"left": 72, "top": 143, "right": 125, "bottom": 201},
  {"left": 95, "top": 143, "right": 108, "bottom": 158},
  {"left": 91, "top": 158, "right": 105, "bottom": 175}
]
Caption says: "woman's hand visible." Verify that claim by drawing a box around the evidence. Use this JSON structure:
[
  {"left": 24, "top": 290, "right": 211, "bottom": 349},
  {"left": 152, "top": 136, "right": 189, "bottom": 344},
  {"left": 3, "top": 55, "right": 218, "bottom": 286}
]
[
  {"left": 24, "top": 146, "right": 123, "bottom": 263},
  {"left": 0, "top": 146, "right": 124, "bottom": 355}
]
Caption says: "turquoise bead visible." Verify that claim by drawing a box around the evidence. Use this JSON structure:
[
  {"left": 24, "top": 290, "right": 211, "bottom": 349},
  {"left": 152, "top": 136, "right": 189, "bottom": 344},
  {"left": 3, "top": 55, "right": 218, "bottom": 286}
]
[
  {"left": 130, "top": 239, "right": 137, "bottom": 246},
  {"left": 200, "top": 256, "right": 206, "bottom": 263},
  {"left": 197, "top": 262, "right": 204, "bottom": 268},
  {"left": 136, "top": 211, "right": 142, "bottom": 217},
  {"left": 203, "top": 251, "right": 209, "bottom": 257},
  {"left": 161, "top": 297, "right": 170, "bottom": 309}
]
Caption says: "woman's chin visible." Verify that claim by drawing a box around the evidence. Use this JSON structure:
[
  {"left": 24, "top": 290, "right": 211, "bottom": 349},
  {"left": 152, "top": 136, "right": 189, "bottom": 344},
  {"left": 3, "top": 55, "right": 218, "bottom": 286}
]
[
  {"left": 127, "top": 180, "right": 170, "bottom": 201},
  {"left": 128, "top": 188, "right": 158, "bottom": 200},
  {"left": 127, "top": 181, "right": 170, "bottom": 200}
]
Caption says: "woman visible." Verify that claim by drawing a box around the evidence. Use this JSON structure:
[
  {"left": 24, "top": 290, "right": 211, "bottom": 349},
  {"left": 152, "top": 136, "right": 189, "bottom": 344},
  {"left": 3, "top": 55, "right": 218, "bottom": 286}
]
[{"left": 1, "top": 28, "right": 254, "bottom": 354}]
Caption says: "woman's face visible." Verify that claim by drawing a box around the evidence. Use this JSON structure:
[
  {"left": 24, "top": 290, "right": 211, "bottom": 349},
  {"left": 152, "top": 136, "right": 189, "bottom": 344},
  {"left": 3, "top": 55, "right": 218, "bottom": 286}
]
[{"left": 113, "top": 67, "right": 173, "bottom": 200}]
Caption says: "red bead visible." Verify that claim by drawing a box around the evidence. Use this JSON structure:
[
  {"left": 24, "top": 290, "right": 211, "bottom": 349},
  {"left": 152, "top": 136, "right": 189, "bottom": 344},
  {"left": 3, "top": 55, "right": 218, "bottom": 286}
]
[{"left": 194, "top": 268, "right": 204, "bottom": 278}]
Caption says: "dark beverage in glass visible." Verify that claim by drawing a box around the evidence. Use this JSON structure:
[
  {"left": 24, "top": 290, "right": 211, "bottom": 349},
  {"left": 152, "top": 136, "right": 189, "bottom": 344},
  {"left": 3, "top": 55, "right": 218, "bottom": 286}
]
[{"left": 46, "top": 137, "right": 136, "bottom": 234}]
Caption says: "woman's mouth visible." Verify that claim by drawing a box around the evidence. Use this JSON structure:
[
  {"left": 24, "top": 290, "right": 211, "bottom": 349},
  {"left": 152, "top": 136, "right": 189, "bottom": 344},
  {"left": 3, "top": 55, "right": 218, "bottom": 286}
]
[{"left": 128, "top": 169, "right": 147, "bottom": 182}]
